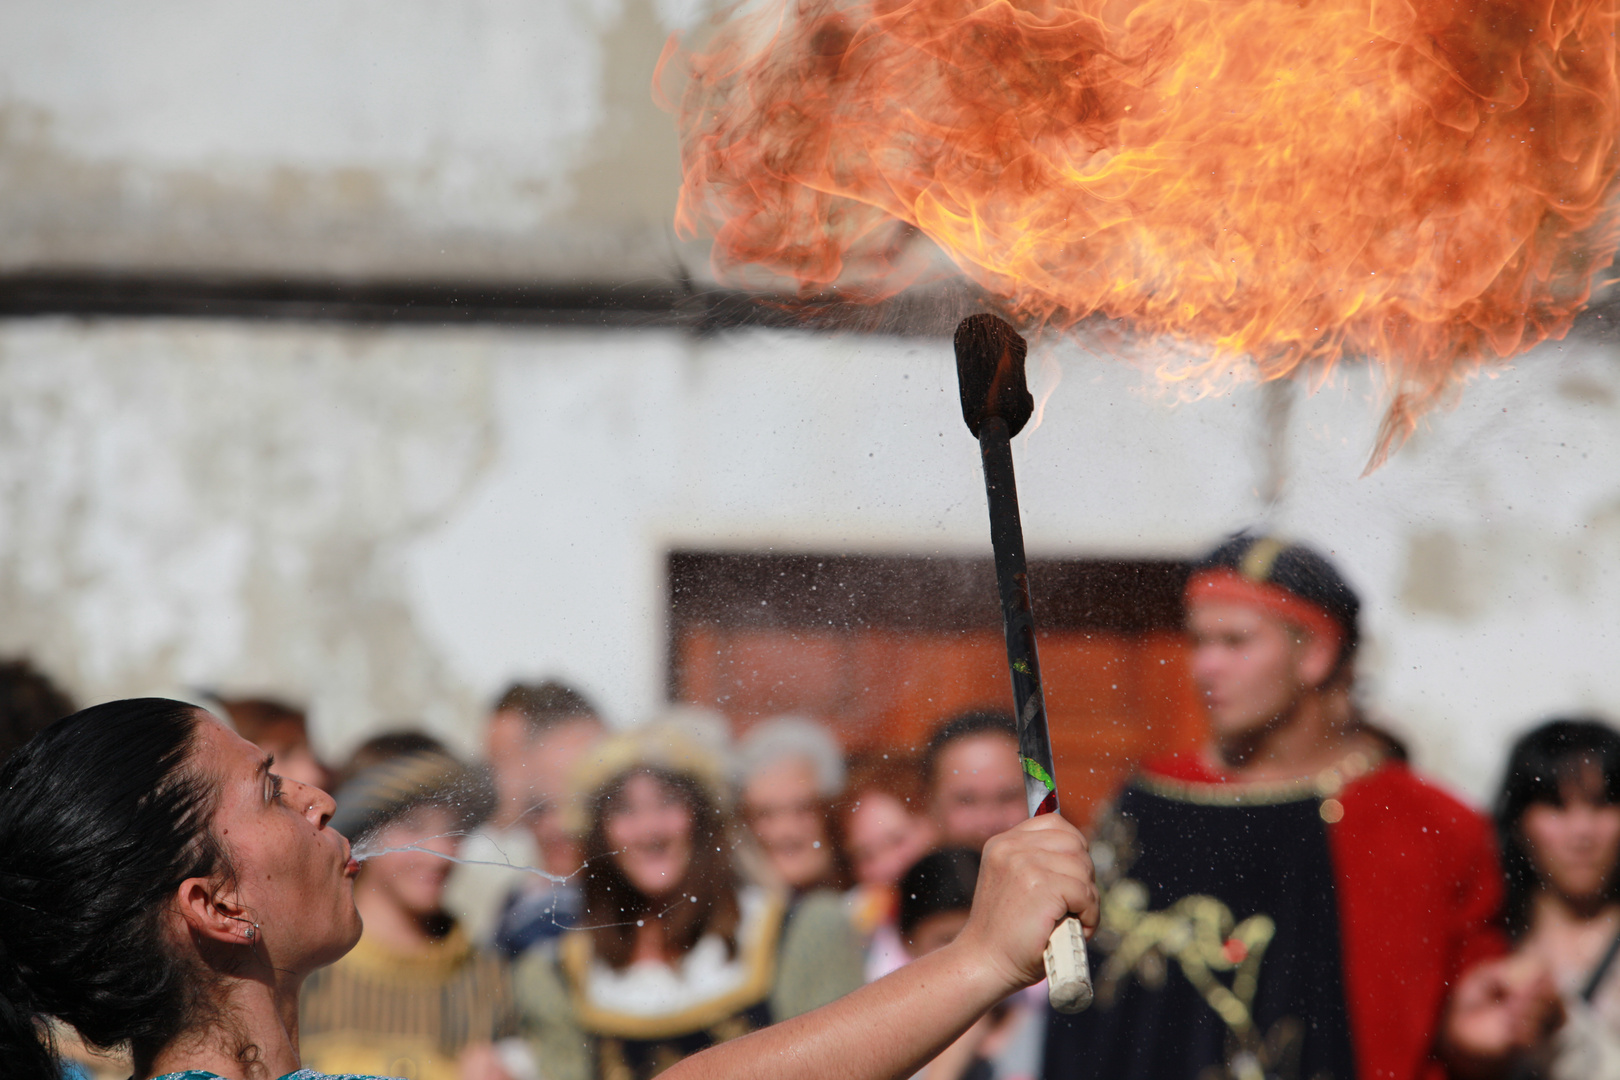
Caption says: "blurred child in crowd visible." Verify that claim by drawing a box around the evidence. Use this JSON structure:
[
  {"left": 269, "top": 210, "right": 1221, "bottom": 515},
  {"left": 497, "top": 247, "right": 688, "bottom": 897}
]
[
  {"left": 897, "top": 849, "right": 1043, "bottom": 1080},
  {"left": 834, "top": 751, "right": 939, "bottom": 982},
  {"left": 302, "top": 732, "right": 531, "bottom": 1080},
  {"left": 1496, "top": 717, "right": 1620, "bottom": 1080},
  {"left": 924, "top": 711, "right": 1027, "bottom": 852},
  {"left": 737, "top": 716, "right": 851, "bottom": 895},
  {"left": 447, "top": 680, "right": 605, "bottom": 947},
  {"left": 515, "top": 717, "right": 865, "bottom": 1080},
  {"left": 213, "top": 694, "right": 333, "bottom": 792}
]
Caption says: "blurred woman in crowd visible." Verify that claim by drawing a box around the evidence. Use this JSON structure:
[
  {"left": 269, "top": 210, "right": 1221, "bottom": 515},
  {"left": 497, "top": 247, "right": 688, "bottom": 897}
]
[
  {"left": 0, "top": 697, "right": 1096, "bottom": 1080},
  {"left": 834, "top": 751, "right": 938, "bottom": 982},
  {"left": 1497, "top": 717, "right": 1620, "bottom": 1079},
  {"left": 736, "top": 716, "right": 850, "bottom": 895},
  {"left": 516, "top": 718, "right": 866, "bottom": 1080},
  {"left": 301, "top": 732, "right": 528, "bottom": 1080}
]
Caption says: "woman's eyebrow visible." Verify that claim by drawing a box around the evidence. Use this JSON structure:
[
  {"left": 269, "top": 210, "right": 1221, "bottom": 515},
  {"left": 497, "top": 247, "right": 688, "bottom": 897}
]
[{"left": 255, "top": 753, "right": 275, "bottom": 779}]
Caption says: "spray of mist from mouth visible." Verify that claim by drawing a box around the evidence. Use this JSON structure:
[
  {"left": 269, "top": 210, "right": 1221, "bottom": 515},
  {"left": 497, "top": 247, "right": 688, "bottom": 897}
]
[
  {"left": 351, "top": 837, "right": 573, "bottom": 885},
  {"left": 349, "top": 831, "right": 716, "bottom": 931}
]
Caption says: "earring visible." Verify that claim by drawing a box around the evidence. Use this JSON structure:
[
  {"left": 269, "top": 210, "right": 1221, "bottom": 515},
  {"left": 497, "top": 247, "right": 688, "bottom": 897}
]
[{"left": 245, "top": 925, "right": 256, "bottom": 941}]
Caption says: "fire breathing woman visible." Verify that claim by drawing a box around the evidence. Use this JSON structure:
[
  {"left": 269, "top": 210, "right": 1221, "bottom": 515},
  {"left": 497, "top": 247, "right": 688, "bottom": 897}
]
[
  {"left": 0, "top": 698, "right": 1096, "bottom": 1080},
  {"left": 1496, "top": 718, "right": 1620, "bottom": 1080},
  {"left": 514, "top": 718, "right": 865, "bottom": 1080}
]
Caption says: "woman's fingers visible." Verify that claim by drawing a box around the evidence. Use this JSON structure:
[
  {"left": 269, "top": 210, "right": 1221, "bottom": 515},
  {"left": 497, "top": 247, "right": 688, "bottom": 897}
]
[{"left": 953, "top": 815, "right": 1098, "bottom": 991}]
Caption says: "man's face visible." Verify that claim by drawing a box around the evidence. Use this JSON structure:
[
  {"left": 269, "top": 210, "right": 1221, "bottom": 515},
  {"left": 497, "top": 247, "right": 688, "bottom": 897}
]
[
  {"left": 929, "top": 733, "right": 1026, "bottom": 851},
  {"left": 1187, "top": 601, "right": 1308, "bottom": 742},
  {"left": 522, "top": 717, "right": 604, "bottom": 873}
]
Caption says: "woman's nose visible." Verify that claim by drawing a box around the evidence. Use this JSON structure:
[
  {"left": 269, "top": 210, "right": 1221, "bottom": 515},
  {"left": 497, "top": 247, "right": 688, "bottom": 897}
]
[{"left": 290, "top": 778, "right": 336, "bottom": 828}]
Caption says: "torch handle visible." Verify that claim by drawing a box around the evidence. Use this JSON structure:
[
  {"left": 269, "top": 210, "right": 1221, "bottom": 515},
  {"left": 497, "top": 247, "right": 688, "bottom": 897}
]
[
  {"left": 976, "top": 416, "right": 1093, "bottom": 1014},
  {"left": 976, "top": 416, "right": 1059, "bottom": 819}
]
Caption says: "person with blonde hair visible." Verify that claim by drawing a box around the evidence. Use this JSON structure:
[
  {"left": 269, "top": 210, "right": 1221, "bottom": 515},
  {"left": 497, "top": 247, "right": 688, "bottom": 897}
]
[{"left": 516, "top": 716, "right": 865, "bottom": 1080}]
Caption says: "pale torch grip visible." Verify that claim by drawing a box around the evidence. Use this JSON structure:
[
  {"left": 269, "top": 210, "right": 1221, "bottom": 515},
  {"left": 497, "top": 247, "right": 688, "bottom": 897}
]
[{"left": 1045, "top": 916, "right": 1093, "bottom": 1014}]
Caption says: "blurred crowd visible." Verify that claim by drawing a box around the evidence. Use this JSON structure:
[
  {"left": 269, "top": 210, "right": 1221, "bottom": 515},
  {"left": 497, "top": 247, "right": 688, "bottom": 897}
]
[{"left": 5, "top": 534, "right": 1620, "bottom": 1080}]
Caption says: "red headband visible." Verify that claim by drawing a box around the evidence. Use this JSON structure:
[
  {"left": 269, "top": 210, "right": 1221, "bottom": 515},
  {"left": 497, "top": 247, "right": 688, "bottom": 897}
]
[{"left": 1185, "top": 567, "right": 1344, "bottom": 653}]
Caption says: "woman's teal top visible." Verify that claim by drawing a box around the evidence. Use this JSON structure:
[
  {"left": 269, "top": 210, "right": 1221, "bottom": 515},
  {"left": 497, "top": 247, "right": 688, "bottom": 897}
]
[{"left": 150, "top": 1071, "right": 399, "bottom": 1080}]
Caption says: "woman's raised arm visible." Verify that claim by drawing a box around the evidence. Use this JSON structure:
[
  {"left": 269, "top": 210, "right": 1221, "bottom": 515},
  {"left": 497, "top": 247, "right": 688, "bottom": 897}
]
[{"left": 663, "top": 813, "right": 1097, "bottom": 1080}]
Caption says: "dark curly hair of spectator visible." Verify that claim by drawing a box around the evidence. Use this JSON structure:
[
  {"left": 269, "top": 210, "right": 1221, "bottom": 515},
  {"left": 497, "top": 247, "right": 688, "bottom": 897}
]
[{"left": 0, "top": 657, "right": 74, "bottom": 768}]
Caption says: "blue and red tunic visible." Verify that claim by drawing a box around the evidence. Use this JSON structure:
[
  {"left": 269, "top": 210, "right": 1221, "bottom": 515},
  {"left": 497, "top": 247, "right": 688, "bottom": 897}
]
[{"left": 1044, "top": 754, "right": 1506, "bottom": 1080}]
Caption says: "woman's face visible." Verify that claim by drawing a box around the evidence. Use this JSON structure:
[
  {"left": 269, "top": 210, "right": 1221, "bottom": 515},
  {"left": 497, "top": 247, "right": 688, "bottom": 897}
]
[
  {"left": 743, "top": 757, "right": 832, "bottom": 889},
  {"left": 847, "top": 791, "right": 937, "bottom": 887},
  {"left": 605, "top": 772, "right": 695, "bottom": 901},
  {"left": 357, "top": 803, "right": 461, "bottom": 919},
  {"left": 1522, "top": 776, "right": 1620, "bottom": 906},
  {"left": 195, "top": 717, "right": 362, "bottom": 973}
]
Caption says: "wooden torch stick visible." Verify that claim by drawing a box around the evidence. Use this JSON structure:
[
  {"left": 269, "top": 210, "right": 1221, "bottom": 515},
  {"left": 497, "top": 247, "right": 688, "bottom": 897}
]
[{"left": 953, "top": 313, "right": 1093, "bottom": 1014}]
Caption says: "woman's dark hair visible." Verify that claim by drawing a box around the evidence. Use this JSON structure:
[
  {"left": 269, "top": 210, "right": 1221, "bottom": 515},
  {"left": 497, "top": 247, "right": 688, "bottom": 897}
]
[
  {"left": 581, "top": 767, "right": 740, "bottom": 970},
  {"left": 1495, "top": 717, "right": 1620, "bottom": 937},
  {"left": 898, "top": 848, "right": 980, "bottom": 941},
  {"left": 0, "top": 698, "right": 233, "bottom": 1079}
]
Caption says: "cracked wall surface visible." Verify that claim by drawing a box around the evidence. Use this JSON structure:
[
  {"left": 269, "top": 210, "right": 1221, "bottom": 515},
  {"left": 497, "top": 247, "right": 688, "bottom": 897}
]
[
  {"left": 0, "top": 0, "right": 692, "bottom": 281},
  {"left": 0, "top": 320, "right": 498, "bottom": 756}
]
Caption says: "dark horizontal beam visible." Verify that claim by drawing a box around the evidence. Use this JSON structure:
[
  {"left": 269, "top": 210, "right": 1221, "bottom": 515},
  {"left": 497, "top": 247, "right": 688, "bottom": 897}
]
[
  {"left": 6, "top": 268, "right": 1616, "bottom": 351},
  {"left": 668, "top": 551, "right": 1189, "bottom": 635},
  {"left": 0, "top": 270, "right": 986, "bottom": 336}
]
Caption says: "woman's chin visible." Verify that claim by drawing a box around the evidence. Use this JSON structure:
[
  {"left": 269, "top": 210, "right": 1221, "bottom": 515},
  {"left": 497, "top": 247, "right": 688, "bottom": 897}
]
[{"left": 630, "top": 873, "right": 685, "bottom": 901}]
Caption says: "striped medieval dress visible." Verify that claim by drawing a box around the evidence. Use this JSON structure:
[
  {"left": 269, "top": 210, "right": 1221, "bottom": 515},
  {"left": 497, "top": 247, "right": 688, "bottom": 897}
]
[{"left": 299, "top": 922, "right": 518, "bottom": 1080}]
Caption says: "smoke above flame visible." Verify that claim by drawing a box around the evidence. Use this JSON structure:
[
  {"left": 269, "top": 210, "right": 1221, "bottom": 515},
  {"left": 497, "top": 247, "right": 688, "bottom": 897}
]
[{"left": 662, "top": 0, "right": 1620, "bottom": 464}]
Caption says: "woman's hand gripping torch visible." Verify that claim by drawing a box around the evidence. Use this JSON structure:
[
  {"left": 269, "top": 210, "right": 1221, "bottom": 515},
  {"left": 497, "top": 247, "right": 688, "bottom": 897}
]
[{"left": 954, "top": 313, "right": 1094, "bottom": 1014}]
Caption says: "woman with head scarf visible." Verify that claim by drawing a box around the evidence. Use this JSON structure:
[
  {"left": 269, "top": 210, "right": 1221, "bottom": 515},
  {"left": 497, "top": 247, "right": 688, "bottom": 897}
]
[{"left": 297, "top": 731, "right": 526, "bottom": 1080}]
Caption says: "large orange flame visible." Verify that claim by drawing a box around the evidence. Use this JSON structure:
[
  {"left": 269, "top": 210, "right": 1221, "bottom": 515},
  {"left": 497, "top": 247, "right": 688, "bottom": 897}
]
[{"left": 663, "top": 0, "right": 1620, "bottom": 462}]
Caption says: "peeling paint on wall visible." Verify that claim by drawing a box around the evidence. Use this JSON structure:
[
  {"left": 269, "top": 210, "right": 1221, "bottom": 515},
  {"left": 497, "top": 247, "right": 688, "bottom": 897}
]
[
  {"left": 0, "top": 0, "right": 701, "bottom": 281},
  {"left": 0, "top": 319, "right": 498, "bottom": 756}
]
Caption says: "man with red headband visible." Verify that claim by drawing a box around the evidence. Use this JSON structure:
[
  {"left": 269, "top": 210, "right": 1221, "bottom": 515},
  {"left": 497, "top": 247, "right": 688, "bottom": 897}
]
[{"left": 1043, "top": 533, "right": 1556, "bottom": 1080}]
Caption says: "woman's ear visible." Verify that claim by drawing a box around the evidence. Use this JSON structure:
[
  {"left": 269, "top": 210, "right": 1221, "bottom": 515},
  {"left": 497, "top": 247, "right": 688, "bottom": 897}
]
[{"left": 174, "top": 877, "right": 255, "bottom": 946}]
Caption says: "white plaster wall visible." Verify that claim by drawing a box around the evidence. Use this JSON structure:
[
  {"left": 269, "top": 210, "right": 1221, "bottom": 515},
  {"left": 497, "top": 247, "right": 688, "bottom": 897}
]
[
  {"left": 1, "top": 317, "right": 1616, "bottom": 802},
  {"left": 0, "top": 0, "right": 697, "bottom": 279}
]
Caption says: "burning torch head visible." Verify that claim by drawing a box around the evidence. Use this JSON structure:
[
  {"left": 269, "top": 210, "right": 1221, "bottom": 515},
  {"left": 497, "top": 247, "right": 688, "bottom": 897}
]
[{"left": 954, "top": 314, "right": 1034, "bottom": 439}]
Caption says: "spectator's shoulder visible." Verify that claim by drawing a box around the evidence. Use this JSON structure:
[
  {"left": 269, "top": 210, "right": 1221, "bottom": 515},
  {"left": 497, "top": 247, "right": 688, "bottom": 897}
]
[
  {"left": 1349, "top": 760, "right": 1488, "bottom": 829},
  {"left": 511, "top": 935, "right": 570, "bottom": 1002},
  {"left": 791, "top": 887, "right": 856, "bottom": 931},
  {"left": 1342, "top": 760, "right": 1498, "bottom": 871}
]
